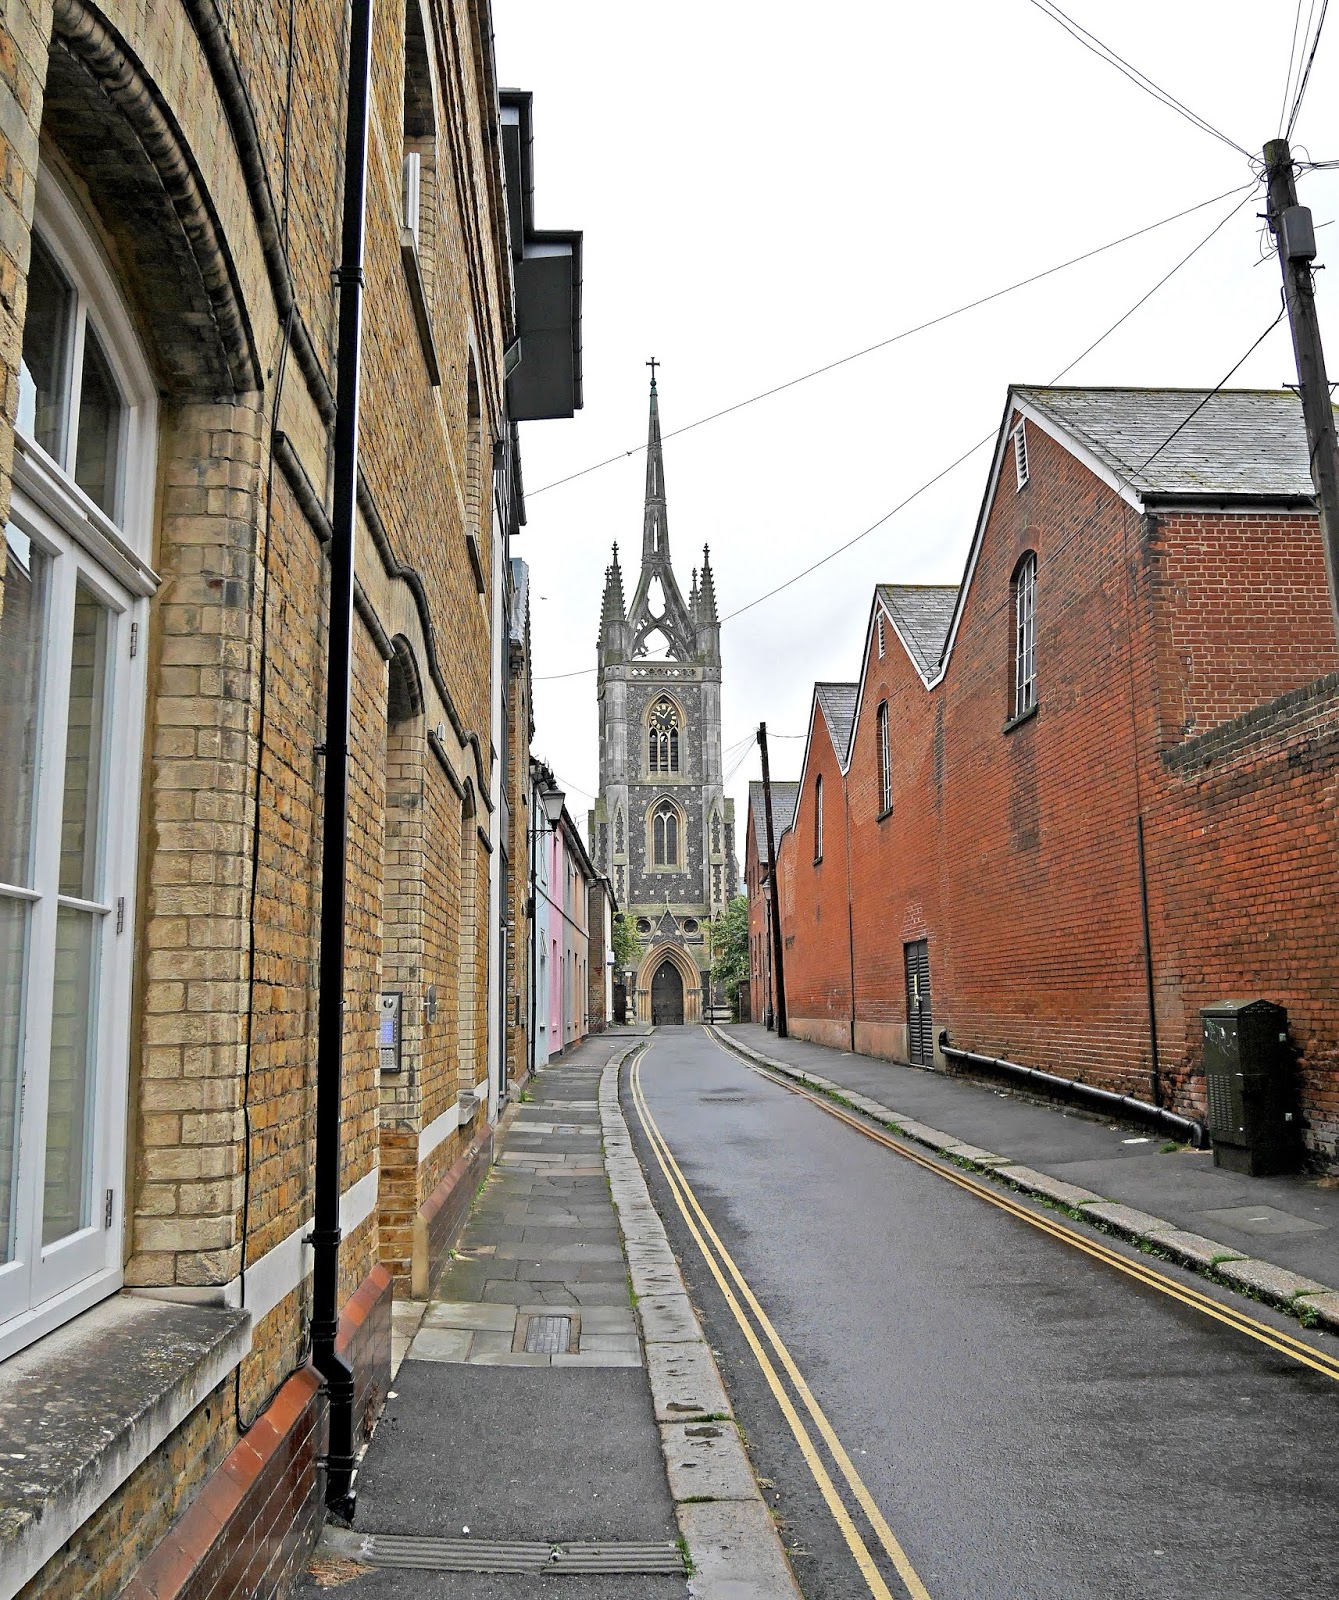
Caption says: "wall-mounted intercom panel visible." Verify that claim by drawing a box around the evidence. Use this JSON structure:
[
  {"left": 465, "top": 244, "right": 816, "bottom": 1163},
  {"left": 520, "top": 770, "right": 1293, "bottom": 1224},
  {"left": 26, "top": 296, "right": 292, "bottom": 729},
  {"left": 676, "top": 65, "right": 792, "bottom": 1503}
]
[{"left": 379, "top": 992, "right": 402, "bottom": 1073}]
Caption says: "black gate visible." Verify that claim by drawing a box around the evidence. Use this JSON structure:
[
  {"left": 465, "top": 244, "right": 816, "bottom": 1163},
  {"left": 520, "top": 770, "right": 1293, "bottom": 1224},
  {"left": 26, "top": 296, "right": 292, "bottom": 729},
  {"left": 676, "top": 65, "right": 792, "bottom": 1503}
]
[
  {"left": 904, "top": 939, "right": 933, "bottom": 1065},
  {"left": 651, "top": 961, "right": 684, "bottom": 1026}
]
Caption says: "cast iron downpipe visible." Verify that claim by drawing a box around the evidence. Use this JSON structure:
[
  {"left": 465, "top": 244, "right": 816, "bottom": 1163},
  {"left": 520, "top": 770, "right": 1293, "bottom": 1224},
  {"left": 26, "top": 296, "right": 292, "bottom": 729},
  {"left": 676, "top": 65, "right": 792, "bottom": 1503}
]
[
  {"left": 311, "top": 0, "right": 374, "bottom": 1523},
  {"left": 938, "top": 1034, "right": 1208, "bottom": 1148}
]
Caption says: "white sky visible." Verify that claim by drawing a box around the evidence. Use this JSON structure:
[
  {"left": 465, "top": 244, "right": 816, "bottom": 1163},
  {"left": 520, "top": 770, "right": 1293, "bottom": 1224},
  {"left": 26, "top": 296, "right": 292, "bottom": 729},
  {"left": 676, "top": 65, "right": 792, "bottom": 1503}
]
[{"left": 495, "top": 1, "right": 1339, "bottom": 860}]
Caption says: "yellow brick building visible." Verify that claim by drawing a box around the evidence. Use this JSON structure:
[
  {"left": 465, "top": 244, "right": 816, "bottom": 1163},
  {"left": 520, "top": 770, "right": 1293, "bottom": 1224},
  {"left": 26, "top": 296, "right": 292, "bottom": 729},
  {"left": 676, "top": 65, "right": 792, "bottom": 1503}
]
[{"left": 0, "top": 1, "right": 578, "bottom": 1594}]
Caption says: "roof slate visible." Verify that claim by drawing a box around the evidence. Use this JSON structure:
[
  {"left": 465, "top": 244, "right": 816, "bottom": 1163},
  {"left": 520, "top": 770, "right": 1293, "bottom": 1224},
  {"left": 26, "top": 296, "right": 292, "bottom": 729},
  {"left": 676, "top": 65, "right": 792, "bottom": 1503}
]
[
  {"left": 1015, "top": 386, "right": 1321, "bottom": 501},
  {"left": 815, "top": 682, "right": 859, "bottom": 763},
  {"left": 749, "top": 780, "right": 799, "bottom": 864},
  {"left": 876, "top": 586, "right": 959, "bottom": 680}
]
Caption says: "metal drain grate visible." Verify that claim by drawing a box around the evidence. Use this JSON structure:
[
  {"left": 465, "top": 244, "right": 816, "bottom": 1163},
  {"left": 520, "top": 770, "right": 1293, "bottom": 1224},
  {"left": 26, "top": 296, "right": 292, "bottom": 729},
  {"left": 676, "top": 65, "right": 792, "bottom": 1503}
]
[
  {"left": 322, "top": 1528, "right": 684, "bottom": 1574},
  {"left": 523, "top": 1314, "right": 572, "bottom": 1354}
]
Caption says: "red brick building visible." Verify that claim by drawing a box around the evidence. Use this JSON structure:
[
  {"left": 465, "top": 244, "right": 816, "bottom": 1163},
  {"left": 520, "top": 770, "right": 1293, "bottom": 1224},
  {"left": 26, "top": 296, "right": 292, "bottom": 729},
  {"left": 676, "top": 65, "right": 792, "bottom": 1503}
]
[
  {"left": 744, "top": 779, "right": 797, "bottom": 1025},
  {"left": 764, "top": 387, "right": 1339, "bottom": 1159}
]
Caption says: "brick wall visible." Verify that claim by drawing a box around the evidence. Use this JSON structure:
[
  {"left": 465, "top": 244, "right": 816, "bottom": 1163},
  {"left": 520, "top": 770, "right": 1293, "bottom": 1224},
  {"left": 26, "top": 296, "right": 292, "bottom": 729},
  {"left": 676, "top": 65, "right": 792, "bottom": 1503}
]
[
  {"left": 772, "top": 411, "right": 1339, "bottom": 1157},
  {"left": 3, "top": 0, "right": 518, "bottom": 1588}
]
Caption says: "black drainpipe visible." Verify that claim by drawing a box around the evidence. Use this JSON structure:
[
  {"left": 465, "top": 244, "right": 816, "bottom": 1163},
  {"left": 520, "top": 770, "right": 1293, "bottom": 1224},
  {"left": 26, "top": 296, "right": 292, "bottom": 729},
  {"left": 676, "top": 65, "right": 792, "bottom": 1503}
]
[
  {"left": 1135, "top": 815, "right": 1164, "bottom": 1109},
  {"left": 310, "top": 0, "right": 373, "bottom": 1524}
]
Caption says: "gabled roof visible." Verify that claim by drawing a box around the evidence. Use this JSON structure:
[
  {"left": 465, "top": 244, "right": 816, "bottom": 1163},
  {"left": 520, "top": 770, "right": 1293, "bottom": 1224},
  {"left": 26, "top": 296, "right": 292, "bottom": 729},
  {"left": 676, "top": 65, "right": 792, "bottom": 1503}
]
[
  {"left": 1015, "top": 386, "right": 1320, "bottom": 504},
  {"left": 815, "top": 682, "right": 859, "bottom": 764},
  {"left": 749, "top": 780, "right": 799, "bottom": 865},
  {"left": 876, "top": 585, "right": 958, "bottom": 681}
]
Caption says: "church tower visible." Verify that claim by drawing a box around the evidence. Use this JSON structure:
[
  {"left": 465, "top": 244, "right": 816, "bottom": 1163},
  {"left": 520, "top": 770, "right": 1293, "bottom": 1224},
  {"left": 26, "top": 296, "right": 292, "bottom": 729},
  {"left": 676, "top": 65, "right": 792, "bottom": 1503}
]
[{"left": 590, "top": 368, "right": 738, "bottom": 1024}]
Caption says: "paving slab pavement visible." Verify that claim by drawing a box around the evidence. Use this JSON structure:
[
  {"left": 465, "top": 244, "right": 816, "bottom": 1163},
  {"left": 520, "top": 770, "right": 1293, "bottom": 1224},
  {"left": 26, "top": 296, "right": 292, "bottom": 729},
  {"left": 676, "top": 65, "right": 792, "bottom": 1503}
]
[
  {"left": 300, "top": 1034, "right": 799, "bottom": 1599},
  {"left": 717, "top": 1022, "right": 1339, "bottom": 1333}
]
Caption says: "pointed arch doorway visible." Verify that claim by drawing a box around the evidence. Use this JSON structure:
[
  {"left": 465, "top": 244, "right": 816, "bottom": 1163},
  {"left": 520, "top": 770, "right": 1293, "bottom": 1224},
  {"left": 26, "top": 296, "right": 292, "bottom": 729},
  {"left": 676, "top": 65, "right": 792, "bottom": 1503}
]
[
  {"left": 635, "top": 943, "right": 702, "bottom": 1026},
  {"left": 652, "top": 960, "right": 684, "bottom": 1026}
]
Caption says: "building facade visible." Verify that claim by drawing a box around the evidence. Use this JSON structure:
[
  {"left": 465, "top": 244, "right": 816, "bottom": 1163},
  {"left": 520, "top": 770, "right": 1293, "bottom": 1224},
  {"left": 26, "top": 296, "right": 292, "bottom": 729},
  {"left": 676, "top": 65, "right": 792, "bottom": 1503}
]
[
  {"left": 744, "top": 779, "right": 798, "bottom": 1026},
  {"left": 762, "top": 386, "right": 1339, "bottom": 1159},
  {"left": 0, "top": 2, "right": 578, "bottom": 1595},
  {"left": 589, "top": 376, "right": 737, "bottom": 1025}
]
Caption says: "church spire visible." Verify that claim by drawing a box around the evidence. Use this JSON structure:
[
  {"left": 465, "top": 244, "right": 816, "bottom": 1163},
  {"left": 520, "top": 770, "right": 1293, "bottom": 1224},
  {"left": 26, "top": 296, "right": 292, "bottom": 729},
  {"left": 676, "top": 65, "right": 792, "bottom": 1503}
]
[
  {"left": 626, "top": 364, "right": 695, "bottom": 661},
  {"left": 642, "top": 362, "right": 669, "bottom": 568}
]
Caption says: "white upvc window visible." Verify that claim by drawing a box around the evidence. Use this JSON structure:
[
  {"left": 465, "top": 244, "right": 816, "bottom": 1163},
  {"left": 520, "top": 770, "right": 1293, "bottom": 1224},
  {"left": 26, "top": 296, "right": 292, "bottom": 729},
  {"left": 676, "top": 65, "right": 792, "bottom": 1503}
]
[
  {"left": 1013, "top": 552, "right": 1038, "bottom": 720},
  {"left": 813, "top": 775, "right": 823, "bottom": 863},
  {"left": 0, "top": 170, "right": 157, "bottom": 1360}
]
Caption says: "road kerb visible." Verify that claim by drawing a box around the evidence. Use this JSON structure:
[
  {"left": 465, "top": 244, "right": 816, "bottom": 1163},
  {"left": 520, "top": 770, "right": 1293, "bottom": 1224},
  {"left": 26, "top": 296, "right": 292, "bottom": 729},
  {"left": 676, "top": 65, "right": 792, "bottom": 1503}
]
[
  {"left": 599, "top": 1045, "right": 804, "bottom": 1600},
  {"left": 706, "top": 1026, "right": 1339, "bottom": 1336}
]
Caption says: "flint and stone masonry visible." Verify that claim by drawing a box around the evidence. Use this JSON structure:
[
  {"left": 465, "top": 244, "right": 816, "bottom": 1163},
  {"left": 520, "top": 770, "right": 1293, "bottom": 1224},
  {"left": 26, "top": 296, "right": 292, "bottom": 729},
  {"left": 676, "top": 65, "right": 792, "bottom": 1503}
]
[{"left": 589, "top": 377, "right": 737, "bottom": 1026}]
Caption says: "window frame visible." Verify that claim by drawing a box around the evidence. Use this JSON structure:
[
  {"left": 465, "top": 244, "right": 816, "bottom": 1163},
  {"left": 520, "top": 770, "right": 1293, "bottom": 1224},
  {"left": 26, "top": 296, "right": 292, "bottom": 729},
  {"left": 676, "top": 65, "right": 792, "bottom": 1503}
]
[
  {"left": 0, "top": 168, "right": 156, "bottom": 1361},
  {"left": 648, "top": 797, "right": 684, "bottom": 871},
  {"left": 1011, "top": 551, "right": 1038, "bottom": 724},
  {"left": 877, "top": 701, "right": 892, "bottom": 818},
  {"left": 813, "top": 774, "right": 823, "bottom": 864}
]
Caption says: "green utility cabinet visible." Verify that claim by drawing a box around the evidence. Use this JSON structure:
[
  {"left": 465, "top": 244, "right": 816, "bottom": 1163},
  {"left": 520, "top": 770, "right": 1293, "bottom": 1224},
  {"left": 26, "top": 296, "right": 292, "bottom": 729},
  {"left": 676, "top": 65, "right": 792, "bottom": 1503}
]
[{"left": 1201, "top": 1000, "right": 1299, "bottom": 1175}]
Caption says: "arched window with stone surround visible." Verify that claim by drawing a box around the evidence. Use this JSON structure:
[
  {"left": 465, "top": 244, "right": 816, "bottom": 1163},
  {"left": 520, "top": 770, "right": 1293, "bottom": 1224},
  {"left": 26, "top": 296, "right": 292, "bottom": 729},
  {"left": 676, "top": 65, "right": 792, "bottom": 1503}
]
[
  {"left": 650, "top": 799, "right": 683, "bottom": 868},
  {"left": 647, "top": 696, "right": 681, "bottom": 775},
  {"left": 1, "top": 165, "right": 158, "bottom": 1358}
]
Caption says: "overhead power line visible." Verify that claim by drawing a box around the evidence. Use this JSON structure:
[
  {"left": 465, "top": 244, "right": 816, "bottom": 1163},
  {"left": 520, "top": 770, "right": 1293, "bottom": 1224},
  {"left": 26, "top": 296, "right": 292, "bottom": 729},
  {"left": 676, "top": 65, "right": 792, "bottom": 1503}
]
[
  {"left": 718, "top": 185, "right": 1259, "bottom": 626},
  {"left": 528, "top": 183, "right": 1254, "bottom": 499},
  {"left": 1286, "top": 0, "right": 1330, "bottom": 136},
  {"left": 1279, "top": 0, "right": 1312, "bottom": 137},
  {"left": 1021, "top": 0, "right": 1251, "bottom": 158},
  {"left": 533, "top": 186, "right": 1262, "bottom": 680}
]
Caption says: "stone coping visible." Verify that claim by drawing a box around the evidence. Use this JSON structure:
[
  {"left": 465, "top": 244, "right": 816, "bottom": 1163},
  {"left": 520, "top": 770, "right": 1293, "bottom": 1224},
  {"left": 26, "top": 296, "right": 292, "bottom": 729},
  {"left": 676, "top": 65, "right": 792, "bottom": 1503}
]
[
  {"left": 709, "top": 1026, "right": 1339, "bottom": 1336},
  {"left": 0, "top": 1294, "right": 250, "bottom": 1599}
]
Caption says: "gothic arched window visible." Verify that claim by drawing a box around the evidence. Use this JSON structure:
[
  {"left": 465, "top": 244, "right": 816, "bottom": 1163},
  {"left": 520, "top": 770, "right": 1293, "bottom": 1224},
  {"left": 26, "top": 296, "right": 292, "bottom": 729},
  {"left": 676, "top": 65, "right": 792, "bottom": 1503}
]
[
  {"left": 647, "top": 697, "right": 681, "bottom": 774},
  {"left": 651, "top": 800, "right": 681, "bottom": 867}
]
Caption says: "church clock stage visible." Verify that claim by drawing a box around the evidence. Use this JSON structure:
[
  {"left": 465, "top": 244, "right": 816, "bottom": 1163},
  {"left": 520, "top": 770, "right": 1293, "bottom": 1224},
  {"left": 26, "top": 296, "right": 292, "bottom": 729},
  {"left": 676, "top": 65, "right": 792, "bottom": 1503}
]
[{"left": 589, "top": 368, "right": 738, "bottom": 1025}]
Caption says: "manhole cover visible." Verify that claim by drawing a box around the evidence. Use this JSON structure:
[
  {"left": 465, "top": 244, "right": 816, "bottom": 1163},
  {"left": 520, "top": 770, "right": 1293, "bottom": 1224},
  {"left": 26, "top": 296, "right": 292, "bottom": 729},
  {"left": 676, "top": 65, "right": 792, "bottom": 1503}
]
[
  {"left": 523, "top": 1314, "right": 573, "bottom": 1354},
  {"left": 701, "top": 1093, "right": 746, "bottom": 1103}
]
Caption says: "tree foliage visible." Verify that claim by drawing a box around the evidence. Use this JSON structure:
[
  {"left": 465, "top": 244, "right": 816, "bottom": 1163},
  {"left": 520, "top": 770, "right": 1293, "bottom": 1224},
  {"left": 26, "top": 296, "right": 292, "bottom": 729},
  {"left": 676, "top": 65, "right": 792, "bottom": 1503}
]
[
  {"left": 710, "top": 894, "right": 750, "bottom": 1001},
  {"left": 611, "top": 913, "right": 641, "bottom": 968}
]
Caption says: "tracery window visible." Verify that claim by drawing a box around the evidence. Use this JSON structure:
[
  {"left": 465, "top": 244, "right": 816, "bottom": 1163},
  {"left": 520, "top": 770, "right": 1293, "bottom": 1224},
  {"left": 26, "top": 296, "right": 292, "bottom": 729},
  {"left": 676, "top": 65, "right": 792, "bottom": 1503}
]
[
  {"left": 647, "top": 697, "right": 681, "bottom": 774},
  {"left": 651, "top": 800, "right": 681, "bottom": 867}
]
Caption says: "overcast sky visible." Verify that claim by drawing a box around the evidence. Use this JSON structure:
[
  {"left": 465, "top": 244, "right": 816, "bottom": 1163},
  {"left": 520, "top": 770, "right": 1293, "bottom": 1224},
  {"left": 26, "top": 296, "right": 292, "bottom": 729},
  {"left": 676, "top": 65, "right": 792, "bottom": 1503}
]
[{"left": 494, "top": 1, "right": 1339, "bottom": 864}]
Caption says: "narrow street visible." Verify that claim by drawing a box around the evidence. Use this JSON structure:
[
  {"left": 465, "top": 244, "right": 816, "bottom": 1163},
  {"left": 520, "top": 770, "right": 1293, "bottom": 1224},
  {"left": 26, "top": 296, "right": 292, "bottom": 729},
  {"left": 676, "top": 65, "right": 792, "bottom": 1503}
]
[{"left": 624, "top": 1029, "right": 1339, "bottom": 1600}]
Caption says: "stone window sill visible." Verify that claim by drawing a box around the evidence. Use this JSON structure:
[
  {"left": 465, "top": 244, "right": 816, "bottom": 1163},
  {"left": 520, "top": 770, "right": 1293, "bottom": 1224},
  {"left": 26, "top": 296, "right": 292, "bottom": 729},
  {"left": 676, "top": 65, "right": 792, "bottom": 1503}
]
[
  {"left": 0, "top": 1294, "right": 250, "bottom": 1596},
  {"left": 400, "top": 230, "right": 441, "bottom": 386},
  {"left": 1003, "top": 702, "right": 1039, "bottom": 735},
  {"left": 877, "top": 805, "right": 894, "bottom": 823}
]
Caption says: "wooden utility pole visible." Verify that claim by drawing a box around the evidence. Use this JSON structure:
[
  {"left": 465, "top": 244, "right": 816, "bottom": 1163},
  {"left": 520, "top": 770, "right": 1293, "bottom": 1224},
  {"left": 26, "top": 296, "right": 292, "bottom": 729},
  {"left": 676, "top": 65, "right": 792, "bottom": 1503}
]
[
  {"left": 1265, "top": 138, "right": 1339, "bottom": 636},
  {"left": 758, "top": 722, "right": 788, "bottom": 1038}
]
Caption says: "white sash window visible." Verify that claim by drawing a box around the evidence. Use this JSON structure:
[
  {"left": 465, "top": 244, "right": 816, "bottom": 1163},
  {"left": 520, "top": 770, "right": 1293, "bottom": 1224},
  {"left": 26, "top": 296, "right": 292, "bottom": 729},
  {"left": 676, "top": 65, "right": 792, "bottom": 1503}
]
[{"left": 0, "top": 171, "right": 156, "bottom": 1360}]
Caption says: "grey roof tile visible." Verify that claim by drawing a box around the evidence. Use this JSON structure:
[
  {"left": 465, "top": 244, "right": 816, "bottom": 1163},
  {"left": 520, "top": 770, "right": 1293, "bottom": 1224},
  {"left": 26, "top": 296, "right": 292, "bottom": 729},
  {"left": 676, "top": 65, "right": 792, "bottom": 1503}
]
[
  {"left": 814, "top": 682, "right": 859, "bottom": 763},
  {"left": 876, "top": 586, "right": 958, "bottom": 679},
  {"left": 1015, "top": 386, "right": 1321, "bottom": 501},
  {"left": 749, "top": 780, "right": 799, "bottom": 864}
]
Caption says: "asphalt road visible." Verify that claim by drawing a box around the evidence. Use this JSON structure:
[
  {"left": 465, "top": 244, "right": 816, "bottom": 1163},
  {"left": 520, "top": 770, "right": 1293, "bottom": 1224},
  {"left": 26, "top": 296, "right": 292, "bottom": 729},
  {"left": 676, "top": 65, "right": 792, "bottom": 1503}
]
[{"left": 624, "top": 1028, "right": 1339, "bottom": 1600}]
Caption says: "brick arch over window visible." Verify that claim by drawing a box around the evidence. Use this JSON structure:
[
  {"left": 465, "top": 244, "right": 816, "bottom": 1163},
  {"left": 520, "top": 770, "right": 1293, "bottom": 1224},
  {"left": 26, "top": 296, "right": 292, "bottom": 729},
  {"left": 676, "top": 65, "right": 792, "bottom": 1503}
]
[
  {"left": 43, "top": 0, "right": 261, "bottom": 397},
  {"left": 387, "top": 635, "right": 424, "bottom": 723}
]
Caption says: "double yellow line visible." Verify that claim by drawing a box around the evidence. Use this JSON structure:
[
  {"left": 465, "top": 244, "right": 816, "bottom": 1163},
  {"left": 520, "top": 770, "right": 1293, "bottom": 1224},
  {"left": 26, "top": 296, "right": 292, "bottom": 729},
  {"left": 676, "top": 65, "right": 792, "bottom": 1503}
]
[
  {"left": 730, "top": 1048, "right": 1339, "bottom": 1385},
  {"left": 629, "top": 1047, "right": 933, "bottom": 1600}
]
